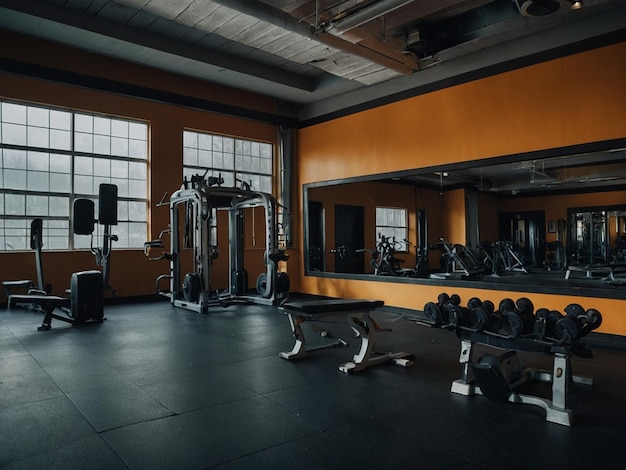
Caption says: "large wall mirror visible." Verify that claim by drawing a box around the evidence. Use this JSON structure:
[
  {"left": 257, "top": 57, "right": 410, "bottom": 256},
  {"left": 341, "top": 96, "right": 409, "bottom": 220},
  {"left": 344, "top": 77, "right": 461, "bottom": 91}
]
[{"left": 304, "top": 140, "right": 626, "bottom": 295}]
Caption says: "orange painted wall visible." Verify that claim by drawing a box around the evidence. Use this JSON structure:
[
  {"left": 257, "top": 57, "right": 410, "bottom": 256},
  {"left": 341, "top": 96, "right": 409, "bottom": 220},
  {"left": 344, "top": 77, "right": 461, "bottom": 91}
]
[{"left": 297, "top": 41, "right": 626, "bottom": 335}]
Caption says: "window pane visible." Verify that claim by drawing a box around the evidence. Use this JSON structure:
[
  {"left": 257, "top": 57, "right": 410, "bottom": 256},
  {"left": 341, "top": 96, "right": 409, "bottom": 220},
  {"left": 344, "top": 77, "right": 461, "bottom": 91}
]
[
  {"left": 50, "top": 110, "right": 71, "bottom": 130},
  {"left": 4, "top": 169, "right": 26, "bottom": 190},
  {"left": 27, "top": 171, "right": 49, "bottom": 192},
  {"left": 94, "top": 117, "right": 110, "bottom": 135},
  {"left": 5, "top": 194, "right": 25, "bottom": 215},
  {"left": 2, "top": 123, "right": 26, "bottom": 145},
  {"left": 50, "top": 129, "right": 71, "bottom": 150},
  {"left": 2, "top": 103, "right": 27, "bottom": 124},
  {"left": 75, "top": 114, "right": 93, "bottom": 133},
  {"left": 28, "top": 107, "right": 49, "bottom": 127},
  {"left": 129, "top": 122, "right": 146, "bottom": 140}
]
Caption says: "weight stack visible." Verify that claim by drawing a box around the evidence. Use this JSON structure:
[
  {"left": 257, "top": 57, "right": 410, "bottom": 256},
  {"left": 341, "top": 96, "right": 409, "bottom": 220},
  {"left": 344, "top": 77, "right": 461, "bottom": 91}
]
[
  {"left": 231, "top": 270, "right": 248, "bottom": 296},
  {"left": 70, "top": 270, "right": 104, "bottom": 322}
]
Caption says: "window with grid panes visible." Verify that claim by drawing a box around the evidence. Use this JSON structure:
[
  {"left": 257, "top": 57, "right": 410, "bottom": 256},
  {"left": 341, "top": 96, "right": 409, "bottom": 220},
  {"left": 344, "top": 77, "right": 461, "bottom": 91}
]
[
  {"left": 0, "top": 100, "right": 148, "bottom": 251},
  {"left": 375, "top": 207, "right": 409, "bottom": 252},
  {"left": 183, "top": 130, "right": 273, "bottom": 194}
]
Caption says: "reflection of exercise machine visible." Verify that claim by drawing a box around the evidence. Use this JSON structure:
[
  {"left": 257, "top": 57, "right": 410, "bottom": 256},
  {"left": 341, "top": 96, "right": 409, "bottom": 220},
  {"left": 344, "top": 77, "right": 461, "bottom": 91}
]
[
  {"left": 358, "top": 234, "right": 412, "bottom": 276},
  {"left": 3, "top": 218, "right": 51, "bottom": 302},
  {"left": 480, "top": 241, "right": 530, "bottom": 275},
  {"left": 491, "top": 241, "right": 529, "bottom": 274},
  {"left": 429, "top": 238, "right": 483, "bottom": 279},
  {"left": 7, "top": 185, "right": 113, "bottom": 330},
  {"left": 146, "top": 175, "right": 289, "bottom": 314}
]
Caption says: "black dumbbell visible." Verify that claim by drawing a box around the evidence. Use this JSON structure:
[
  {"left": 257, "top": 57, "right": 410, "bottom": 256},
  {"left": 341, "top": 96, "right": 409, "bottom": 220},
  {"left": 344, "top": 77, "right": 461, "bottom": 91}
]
[
  {"left": 479, "top": 300, "right": 502, "bottom": 333},
  {"left": 445, "top": 303, "right": 470, "bottom": 328},
  {"left": 466, "top": 297, "right": 488, "bottom": 331},
  {"left": 499, "top": 298, "right": 522, "bottom": 337},
  {"left": 515, "top": 297, "right": 535, "bottom": 335},
  {"left": 533, "top": 307, "right": 550, "bottom": 339},
  {"left": 424, "top": 293, "right": 461, "bottom": 327},
  {"left": 554, "top": 316, "right": 580, "bottom": 344},
  {"left": 584, "top": 308, "right": 603, "bottom": 334}
]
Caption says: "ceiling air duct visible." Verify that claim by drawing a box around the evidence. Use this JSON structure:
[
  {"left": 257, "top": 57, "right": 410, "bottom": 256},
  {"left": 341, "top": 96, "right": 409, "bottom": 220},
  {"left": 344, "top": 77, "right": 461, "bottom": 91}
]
[
  {"left": 514, "top": 0, "right": 563, "bottom": 16},
  {"left": 326, "top": 0, "right": 415, "bottom": 35}
]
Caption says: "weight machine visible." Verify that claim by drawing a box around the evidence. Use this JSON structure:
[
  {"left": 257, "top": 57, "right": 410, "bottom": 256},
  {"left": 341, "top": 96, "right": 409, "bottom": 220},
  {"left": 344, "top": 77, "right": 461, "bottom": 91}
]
[{"left": 146, "top": 175, "right": 289, "bottom": 314}]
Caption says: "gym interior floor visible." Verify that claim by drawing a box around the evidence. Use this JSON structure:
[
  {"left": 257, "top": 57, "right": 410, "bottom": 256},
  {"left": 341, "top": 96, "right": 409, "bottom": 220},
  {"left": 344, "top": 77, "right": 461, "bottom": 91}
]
[{"left": 2, "top": 295, "right": 626, "bottom": 469}]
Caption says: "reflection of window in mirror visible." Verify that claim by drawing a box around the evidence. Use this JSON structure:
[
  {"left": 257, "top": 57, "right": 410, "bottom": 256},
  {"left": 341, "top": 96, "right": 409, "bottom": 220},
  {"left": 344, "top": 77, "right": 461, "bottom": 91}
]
[{"left": 375, "top": 207, "right": 408, "bottom": 252}]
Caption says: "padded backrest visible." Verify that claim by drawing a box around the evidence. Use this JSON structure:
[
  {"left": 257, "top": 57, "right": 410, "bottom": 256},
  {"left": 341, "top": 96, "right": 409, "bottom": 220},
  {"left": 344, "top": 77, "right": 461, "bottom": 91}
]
[
  {"left": 30, "top": 218, "right": 43, "bottom": 250},
  {"left": 73, "top": 199, "right": 95, "bottom": 235},
  {"left": 98, "top": 183, "right": 118, "bottom": 226}
]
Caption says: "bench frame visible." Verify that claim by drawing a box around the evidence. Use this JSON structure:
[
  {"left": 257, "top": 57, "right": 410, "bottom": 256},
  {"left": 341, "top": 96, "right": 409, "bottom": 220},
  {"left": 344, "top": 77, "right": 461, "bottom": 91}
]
[{"left": 279, "top": 299, "right": 414, "bottom": 373}]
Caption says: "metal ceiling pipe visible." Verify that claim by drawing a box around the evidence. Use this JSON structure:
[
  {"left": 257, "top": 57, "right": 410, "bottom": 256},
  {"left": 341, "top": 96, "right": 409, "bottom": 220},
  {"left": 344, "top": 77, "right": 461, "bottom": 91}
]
[
  {"left": 325, "top": 0, "right": 416, "bottom": 35},
  {"left": 212, "top": 0, "right": 417, "bottom": 75}
]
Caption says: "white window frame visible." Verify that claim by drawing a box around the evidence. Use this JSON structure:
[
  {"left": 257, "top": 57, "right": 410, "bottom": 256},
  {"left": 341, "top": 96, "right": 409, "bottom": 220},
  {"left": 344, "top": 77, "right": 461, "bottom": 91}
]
[
  {"left": 0, "top": 100, "right": 149, "bottom": 251},
  {"left": 375, "top": 206, "right": 409, "bottom": 252},
  {"left": 182, "top": 130, "right": 273, "bottom": 194}
]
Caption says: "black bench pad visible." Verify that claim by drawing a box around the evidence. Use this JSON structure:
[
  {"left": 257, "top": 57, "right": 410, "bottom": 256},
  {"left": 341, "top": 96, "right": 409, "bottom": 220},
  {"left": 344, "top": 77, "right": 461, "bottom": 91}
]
[{"left": 281, "top": 299, "right": 384, "bottom": 314}]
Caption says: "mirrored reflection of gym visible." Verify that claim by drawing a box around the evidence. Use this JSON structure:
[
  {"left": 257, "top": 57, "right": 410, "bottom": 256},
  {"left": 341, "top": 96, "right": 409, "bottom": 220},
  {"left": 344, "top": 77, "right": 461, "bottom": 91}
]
[{"left": 304, "top": 145, "right": 626, "bottom": 297}]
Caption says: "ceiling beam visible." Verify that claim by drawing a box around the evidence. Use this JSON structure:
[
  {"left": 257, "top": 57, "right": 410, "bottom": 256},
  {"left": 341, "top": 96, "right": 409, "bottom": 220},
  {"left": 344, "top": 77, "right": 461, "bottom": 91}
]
[{"left": 0, "top": 0, "right": 318, "bottom": 92}]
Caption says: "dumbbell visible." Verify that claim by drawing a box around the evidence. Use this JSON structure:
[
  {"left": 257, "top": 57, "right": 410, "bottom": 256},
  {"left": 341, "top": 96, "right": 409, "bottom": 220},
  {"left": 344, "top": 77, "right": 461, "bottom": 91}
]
[
  {"left": 583, "top": 308, "right": 603, "bottom": 335},
  {"left": 466, "top": 297, "right": 489, "bottom": 332},
  {"left": 482, "top": 299, "right": 505, "bottom": 333},
  {"left": 533, "top": 308, "right": 563, "bottom": 339},
  {"left": 515, "top": 297, "right": 535, "bottom": 335},
  {"left": 498, "top": 298, "right": 523, "bottom": 337},
  {"left": 553, "top": 303, "right": 585, "bottom": 344},
  {"left": 562, "top": 303, "right": 603, "bottom": 338},
  {"left": 423, "top": 293, "right": 461, "bottom": 327}
]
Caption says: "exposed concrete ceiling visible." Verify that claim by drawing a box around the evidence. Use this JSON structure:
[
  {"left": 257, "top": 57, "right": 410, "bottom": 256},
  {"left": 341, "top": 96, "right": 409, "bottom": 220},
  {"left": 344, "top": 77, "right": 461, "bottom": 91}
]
[{"left": 0, "top": 0, "right": 624, "bottom": 124}]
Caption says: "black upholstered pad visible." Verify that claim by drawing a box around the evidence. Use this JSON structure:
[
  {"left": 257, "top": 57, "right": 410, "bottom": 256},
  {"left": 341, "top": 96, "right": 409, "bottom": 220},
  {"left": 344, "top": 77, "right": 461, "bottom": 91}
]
[
  {"left": 3, "top": 280, "right": 33, "bottom": 287},
  {"left": 281, "top": 299, "right": 383, "bottom": 314},
  {"left": 9, "top": 295, "right": 65, "bottom": 307}
]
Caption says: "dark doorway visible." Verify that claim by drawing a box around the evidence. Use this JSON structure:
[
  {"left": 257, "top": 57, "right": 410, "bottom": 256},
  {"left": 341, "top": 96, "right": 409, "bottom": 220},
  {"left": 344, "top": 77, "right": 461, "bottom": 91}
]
[
  {"left": 307, "top": 201, "right": 325, "bottom": 272},
  {"left": 498, "top": 211, "right": 546, "bottom": 267},
  {"left": 334, "top": 204, "right": 364, "bottom": 273}
]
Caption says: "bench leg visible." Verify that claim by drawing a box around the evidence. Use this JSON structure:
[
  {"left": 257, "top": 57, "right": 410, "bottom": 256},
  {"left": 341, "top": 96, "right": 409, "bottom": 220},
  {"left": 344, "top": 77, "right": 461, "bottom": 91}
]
[
  {"left": 279, "top": 314, "right": 347, "bottom": 360},
  {"left": 338, "top": 312, "right": 414, "bottom": 374}
]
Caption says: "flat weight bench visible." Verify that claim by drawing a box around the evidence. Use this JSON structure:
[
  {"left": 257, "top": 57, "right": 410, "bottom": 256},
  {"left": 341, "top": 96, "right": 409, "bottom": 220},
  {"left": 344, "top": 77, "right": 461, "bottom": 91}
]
[
  {"left": 565, "top": 264, "right": 626, "bottom": 284},
  {"left": 450, "top": 330, "right": 593, "bottom": 426},
  {"left": 279, "top": 299, "right": 414, "bottom": 373}
]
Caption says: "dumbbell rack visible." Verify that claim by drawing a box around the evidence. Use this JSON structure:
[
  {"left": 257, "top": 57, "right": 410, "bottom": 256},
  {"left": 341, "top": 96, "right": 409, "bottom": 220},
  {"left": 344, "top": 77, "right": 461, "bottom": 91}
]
[{"left": 450, "top": 330, "right": 593, "bottom": 426}]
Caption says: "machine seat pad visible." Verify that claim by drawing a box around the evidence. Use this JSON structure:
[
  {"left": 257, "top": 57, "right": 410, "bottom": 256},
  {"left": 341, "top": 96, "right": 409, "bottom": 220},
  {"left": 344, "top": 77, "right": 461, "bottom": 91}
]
[
  {"left": 10, "top": 294, "right": 65, "bottom": 307},
  {"left": 282, "top": 299, "right": 384, "bottom": 315},
  {"left": 3, "top": 280, "right": 33, "bottom": 287}
]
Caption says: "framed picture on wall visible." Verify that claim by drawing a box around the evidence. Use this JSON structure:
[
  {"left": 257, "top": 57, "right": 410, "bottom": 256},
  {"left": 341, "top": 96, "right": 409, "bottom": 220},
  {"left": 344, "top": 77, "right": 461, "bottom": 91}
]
[{"left": 548, "top": 220, "right": 557, "bottom": 233}]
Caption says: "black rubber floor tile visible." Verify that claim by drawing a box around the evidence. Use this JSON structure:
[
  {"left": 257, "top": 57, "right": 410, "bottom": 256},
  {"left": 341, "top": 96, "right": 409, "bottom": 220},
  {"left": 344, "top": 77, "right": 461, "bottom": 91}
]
[
  {"left": 2, "top": 435, "right": 128, "bottom": 470},
  {"left": 214, "top": 419, "right": 471, "bottom": 470},
  {"left": 0, "top": 396, "right": 97, "bottom": 466},
  {"left": 137, "top": 366, "right": 257, "bottom": 414},
  {"left": 0, "top": 354, "right": 63, "bottom": 409},
  {"left": 101, "top": 395, "right": 316, "bottom": 469},
  {"left": 67, "top": 380, "right": 174, "bottom": 432}
]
